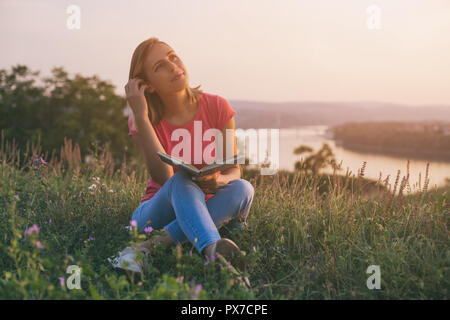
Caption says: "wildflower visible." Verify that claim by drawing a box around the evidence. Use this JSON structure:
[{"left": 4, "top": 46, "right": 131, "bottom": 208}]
[
  {"left": 195, "top": 284, "right": 202, "bottom": 296},
  {"left": 144, "top": 226, "right": 153, "bottom": 234},
  {"left": 108, "top": 189, "right": 114, "bottom": 193},
  {"left": 59, "top": 277, "right": 65, "bottom": 287},
  {"left": 78, "top": 191, "right": 83, "bottom": 197},
  {"left": 252, "top": 245, "right": 256, "bottom": 252},
  {"left": 130, "top": 220, "right": 137, "bottom": 227},
  {"left": 92, "top": 177, "right": 100, "bottom": 184},
  {"left": 26, "top": 200, "right": 31, "bottom": 206},
  {"left": 227, "top": 261, "right": 231, "bottom": 268},
  {"left": 14, "top": 194, "right": 20, "bottom": 200},
  {"left": 48, "top": 218, "right": 52, "bottom": 224},
  {"left": 33, "top": 165, "right": 38, "bottom": 169},
  {"left": 89, "top": 236, "right": 95, "bottom": 241},
  {"left": 125, "top": 226, "right": 132, "bottom": 232},
  {"left": 24, "top": 224, "right": 39, "bottom": 236},
  {"left": 176, "top": 276, "right": 184, "bottom": 283},
  {"left": 40, "top": 157, "right": 47, "bottom": 165},
  {"left": 35, "top": 241, "right": 44, "bottom": 249},
  {"left": 88, "top": 184, "right": 97, "bottom": 190}
]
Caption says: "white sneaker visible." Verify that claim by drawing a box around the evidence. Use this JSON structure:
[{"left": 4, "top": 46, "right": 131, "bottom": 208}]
[{"left": 108, "top": 246, "right": 146, "bottom": 274}]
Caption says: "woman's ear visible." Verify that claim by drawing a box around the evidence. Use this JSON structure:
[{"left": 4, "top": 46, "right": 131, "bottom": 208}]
[{"left": 145, "top": 82, "right": 155, "bottom": 93}]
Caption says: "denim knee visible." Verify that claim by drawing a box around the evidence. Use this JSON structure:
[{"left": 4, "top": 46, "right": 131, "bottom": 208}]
[
  {"left": 233, "top": 179, "right": 255, "bottom": 203},
  {"left": 170, "top": 170, "right": 199, "bottom": 189},
  {"left": 231, "top": 179, "right": 254, "bottom": 218}
]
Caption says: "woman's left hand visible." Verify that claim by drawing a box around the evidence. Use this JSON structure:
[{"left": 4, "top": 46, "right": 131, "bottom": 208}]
[{"left": 192, "top": 172, "right": 227, "bottom": 193}]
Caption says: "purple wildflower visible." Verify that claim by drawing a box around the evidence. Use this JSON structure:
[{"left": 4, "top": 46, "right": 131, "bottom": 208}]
[
  {"left": 89, "top": 236, "right": 95, "bottom": 241},
  {"left": 40, "top": 157, "right": 47, "bottom": 165},
  {"left": 33, "top": 165, "right": 38, "bottom": 169},
  {"left": 144, "top": 226, "right": 153, "bottom": 234},
  {"left": 26, "top": 200, "right": 31, "bottom": 206},
  {"left": 24, "top": 224, "right": 39, "bottom": 236},
  {"left": 227, "top": 261, "right": 231, "bottom": 268},
  {"left": 35, "top": 241, "right": 43, "bottom": 249},
  {"left": 14, "top": 194, "right": 20, "bottom": 200},
  {"left": 78, "top": 191, "right": 83, "bottom": 198},
  {"left": 130, "top": 220, "right": 137, "bottom": 227},
  {"left": 59, "top": 277, "right": 65, "bottom": 287},
  {"left": 252, "top": 245, "right": 256, "bottom": 252},
  {"left": 195, "top": 284, "right": 202, "bottom": 296},
  {"left": 48, "top": 218, "right": 52, "bottom": 224}
]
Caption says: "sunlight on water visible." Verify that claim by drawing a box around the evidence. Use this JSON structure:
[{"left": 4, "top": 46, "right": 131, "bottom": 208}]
[{"left": 241, "top": 126, "right": 450, "bottom": 189}]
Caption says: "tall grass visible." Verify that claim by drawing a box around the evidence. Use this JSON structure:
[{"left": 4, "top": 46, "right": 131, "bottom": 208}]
[{"left": 0, "top": 134, "right": 448, "bottom": 299}]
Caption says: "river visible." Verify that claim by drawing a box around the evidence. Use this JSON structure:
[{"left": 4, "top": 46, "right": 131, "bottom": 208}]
[{"left": 240, "top": 125, "right": 450, "bottom": 190}]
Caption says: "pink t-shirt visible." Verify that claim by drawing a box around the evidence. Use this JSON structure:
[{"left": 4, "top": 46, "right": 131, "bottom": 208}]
[{"left": 128, "top": 92, "right": 237, "bottom": 203}]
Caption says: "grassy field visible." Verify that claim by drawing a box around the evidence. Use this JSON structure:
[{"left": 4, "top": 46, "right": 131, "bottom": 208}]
[{"left": 0, "top": 137, "right": 448, "bottom": 299}]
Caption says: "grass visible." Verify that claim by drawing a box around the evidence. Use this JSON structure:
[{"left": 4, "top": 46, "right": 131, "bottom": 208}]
[{"left": 0, "top": 136, "right": 448, "bottom": 299}]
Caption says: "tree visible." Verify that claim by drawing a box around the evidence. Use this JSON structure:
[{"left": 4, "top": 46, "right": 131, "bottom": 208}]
[
  {"left": 0, "top": 64, "right": 138, "bottom": 167},
  {"left": 293, "top": 142, "right": 339, "bottom": 175}
]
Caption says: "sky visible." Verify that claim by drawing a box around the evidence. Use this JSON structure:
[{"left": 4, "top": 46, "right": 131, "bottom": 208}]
[{"left": 1, "top": 0, "right": 450, "bottom": 106}]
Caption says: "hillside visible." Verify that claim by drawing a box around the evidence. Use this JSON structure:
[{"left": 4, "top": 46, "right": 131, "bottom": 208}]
[{"left": 230, "top": 100, "right": 450, "bottom": 129}]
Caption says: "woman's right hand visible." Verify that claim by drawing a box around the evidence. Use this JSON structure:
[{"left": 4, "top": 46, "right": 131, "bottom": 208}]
[{"left": 125, "top": 78, "right": 149, "bottom": 119}]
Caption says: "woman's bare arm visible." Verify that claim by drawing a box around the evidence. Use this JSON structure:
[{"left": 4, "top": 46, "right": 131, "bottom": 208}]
[
  {"left": 132, "top": 116, "right": 173, "bottom": 186},
  {"left": 217, "top": 117, "right": 241, "bottom": 183},
  {"left": 125, "top": 78, "right": 173, "bottom": 185}
]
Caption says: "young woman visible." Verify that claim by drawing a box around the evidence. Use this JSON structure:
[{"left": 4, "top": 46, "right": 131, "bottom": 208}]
[{"left": 125, "top": 37, "right": 255, "bottom": 262}]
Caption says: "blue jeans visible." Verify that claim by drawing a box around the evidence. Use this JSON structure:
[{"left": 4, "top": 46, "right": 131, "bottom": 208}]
[{"left": 131, "top": 170, "right": 255, "bottom": 254}]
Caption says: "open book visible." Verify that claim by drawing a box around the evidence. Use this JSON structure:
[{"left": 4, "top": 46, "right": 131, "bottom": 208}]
[{"left": 157, "top": 151, "right": 245, "bottom": 177}]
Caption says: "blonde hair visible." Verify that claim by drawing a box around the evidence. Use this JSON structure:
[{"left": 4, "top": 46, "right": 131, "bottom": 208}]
[{"left": 128, "top": 37, "right": 203, "bottom": 126}]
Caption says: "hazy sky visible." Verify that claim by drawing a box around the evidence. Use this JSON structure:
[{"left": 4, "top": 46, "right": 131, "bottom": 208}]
[{"left": 1, "top": 0, "right": 450, "bottom": 106}]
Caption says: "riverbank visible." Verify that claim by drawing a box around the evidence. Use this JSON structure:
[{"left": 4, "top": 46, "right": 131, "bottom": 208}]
[
  {"left": 330, "top": 121, "right": 450, "bottom": 162},
  {"left": 335, "top": 140, "right": 450, "bottom": 162}
]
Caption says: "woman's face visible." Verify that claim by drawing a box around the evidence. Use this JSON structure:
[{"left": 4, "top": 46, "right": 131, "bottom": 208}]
[{"left": 143, "top": 42, "right": 188, "bottom": 95}]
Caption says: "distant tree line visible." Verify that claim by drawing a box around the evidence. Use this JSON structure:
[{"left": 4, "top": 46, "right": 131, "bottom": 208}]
[
  {"left": 0, "top": 64, "right": 139, "bottom": 167},
  {"left": 331, "top": 121, "right": 450, "bottom": 160}
]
